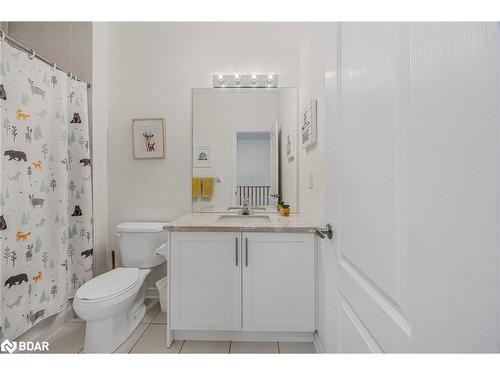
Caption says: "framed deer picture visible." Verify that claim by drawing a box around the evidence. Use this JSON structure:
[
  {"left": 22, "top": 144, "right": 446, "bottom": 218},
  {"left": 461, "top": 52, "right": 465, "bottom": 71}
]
[{"left": 132, "top": 118, "right": 166, "bottom": 159}]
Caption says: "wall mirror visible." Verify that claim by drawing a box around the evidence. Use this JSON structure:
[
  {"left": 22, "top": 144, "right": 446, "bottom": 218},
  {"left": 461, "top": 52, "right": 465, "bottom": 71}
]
[{"left": 192, "top": 88, "right": 298, "bottom": 213}]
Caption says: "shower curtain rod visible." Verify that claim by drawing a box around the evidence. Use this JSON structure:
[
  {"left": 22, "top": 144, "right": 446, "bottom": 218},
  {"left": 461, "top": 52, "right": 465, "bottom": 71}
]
[{"left": 0, "top": 30, "right": 91, "bottom": 88}]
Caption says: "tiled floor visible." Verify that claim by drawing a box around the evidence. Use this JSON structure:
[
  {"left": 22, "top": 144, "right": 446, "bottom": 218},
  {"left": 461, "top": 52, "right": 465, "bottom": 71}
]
[{"left": 46, "top": 300, "right": 315, "bottom": 354}]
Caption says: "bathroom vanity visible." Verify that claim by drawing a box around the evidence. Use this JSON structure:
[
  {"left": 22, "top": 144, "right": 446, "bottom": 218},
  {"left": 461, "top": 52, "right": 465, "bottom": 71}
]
[
  {"left": 165, "top": 86, "right": 318, "bottom": 346},
  {"left": 164, "top": 213, "right": 316, "bottom": 346}
]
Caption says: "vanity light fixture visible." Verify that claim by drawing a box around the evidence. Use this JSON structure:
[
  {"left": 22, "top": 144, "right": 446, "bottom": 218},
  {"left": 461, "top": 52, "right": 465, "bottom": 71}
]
[
  {"left": 217, "top": 73, "right": 225, "bottom": 87},
  {"left": 212, "top": 73, "right": 279, "bottom": 88},
  {"left": 267, "top": 73, "right": 274, "bottom": 87}
]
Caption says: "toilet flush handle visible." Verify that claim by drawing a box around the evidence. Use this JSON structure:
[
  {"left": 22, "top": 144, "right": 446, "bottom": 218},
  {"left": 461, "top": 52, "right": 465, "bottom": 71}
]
[{"left": 155, "top": 243, "right": 168, "bottom": 260}]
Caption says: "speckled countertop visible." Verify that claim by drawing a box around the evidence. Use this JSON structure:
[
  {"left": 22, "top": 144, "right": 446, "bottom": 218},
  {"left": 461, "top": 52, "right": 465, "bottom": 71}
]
[{"left": 164, "top": 213, "right": 316, "bottom": 233}]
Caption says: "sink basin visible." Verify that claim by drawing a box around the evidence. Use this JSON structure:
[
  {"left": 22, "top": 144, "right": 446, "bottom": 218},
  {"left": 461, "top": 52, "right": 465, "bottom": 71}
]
[
  {"left": 226, "top": 206, "right": 266, "bottom": 211},
  {"left": 216, "top": 215, "right": 271, "bottom": 225}
]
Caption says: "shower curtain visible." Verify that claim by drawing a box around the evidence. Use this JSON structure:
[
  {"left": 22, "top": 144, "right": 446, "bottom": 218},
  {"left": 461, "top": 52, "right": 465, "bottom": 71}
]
[{"left": 0, "top": 40, "right": 93, "bottom": 340}]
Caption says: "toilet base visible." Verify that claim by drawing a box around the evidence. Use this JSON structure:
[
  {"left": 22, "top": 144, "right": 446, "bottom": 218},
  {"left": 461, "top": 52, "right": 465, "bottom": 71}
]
[{"left": 81, "top": 280, "right": 148, "bottom": 353}]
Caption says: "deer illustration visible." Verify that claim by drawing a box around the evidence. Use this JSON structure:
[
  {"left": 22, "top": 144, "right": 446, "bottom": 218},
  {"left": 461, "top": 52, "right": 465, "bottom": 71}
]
[
  {"left": 16, "top": 231, "right": 31, "bottom": 242},
  {"left": 25, "top": 248, "right": 32, "bottom": 262},
  {"left": 28, "top": 78, "right": 46, "bottom": 99},
  {"left": 29, "top": 194, "right": 44, "bottom": 208},
  {"left": 25, "top": 127, "right": 33, "bottom": 143},
  {"left": 16, "top": 109, "right": 31, "bottom": 120},
  {"left": 8, "top": 171, "right": 21, "bottom": 181},
  {"left": 142, "top": 131, "right": 156, "bottom": 152}
]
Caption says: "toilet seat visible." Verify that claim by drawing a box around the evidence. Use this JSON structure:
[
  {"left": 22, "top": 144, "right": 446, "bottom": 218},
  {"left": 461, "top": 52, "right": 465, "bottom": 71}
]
[{"left": 75, "top": 268, "right": 140, "bottom": 302}]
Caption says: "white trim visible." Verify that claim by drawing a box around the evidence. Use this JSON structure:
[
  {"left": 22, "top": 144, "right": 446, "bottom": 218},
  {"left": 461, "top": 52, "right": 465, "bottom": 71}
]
[
  {"left": 339, "top": 256, "right": 411, "bottom": 337},
  {"left": 173, "top": 330, "right": 313, "bottom": 342}
]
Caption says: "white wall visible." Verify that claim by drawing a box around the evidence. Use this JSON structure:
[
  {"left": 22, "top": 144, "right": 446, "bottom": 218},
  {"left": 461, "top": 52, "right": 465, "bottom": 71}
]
[
  {"left": 278, "top": 88, "right": 298, "bottom": 209},
  {"left": 102, "top": 23, "right": 303, "bottom": 255},
  {"left": 91, "top": 22, "right": 110, "bottom": 275},
  {"left": 297, "top": 23, "right": 337, "bottom": 353},
  {"left": 97, "top": 23, "right": 305, "bottom": 291}
]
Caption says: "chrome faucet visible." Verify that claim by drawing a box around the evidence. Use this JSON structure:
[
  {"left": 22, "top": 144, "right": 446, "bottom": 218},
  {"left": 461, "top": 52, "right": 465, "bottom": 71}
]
[{"left": 240, "top": 198, "right": 251, "bottom": 216}]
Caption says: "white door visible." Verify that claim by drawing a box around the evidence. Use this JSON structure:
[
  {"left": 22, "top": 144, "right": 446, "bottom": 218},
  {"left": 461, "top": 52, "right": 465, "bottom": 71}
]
[
  {"left": 325, "top": 23, "right": 499, "bottom": 353},
  {"left": 170, "top": 232, "right": 241, "bottom": 330},
  {"left": 242, "top": 232, "right": 315, "bottom": 332}
]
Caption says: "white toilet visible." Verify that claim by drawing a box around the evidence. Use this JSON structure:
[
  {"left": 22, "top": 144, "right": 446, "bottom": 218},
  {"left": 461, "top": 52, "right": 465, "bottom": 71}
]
[{"left": 73, "top": 222, "right": 168, "bottom": 353}]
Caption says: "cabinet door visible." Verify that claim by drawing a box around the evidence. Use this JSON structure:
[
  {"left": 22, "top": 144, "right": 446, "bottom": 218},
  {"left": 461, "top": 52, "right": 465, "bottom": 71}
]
[
  {"left": 170, "top": 232, "right": 241, "bottom": 330},
  {"left": 242, "top": 232, "right": 315, "bottom": 332}
]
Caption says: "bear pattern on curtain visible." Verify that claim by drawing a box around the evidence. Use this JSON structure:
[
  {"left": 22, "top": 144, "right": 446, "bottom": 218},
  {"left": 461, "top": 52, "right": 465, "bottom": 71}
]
[{"left": 0, "top": 40, "right": 93, "bottom": 339}]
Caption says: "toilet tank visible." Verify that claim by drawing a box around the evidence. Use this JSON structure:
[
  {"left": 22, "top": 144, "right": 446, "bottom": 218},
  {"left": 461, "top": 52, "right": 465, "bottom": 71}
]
[{"left": 115, "top": 222, "right": 168, "bottom": 268}]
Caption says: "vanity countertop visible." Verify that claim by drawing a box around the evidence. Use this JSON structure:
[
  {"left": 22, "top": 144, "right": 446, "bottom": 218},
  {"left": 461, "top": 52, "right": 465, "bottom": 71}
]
[{"left": 164, "top": 213, "right": 316, "bottom": 233}]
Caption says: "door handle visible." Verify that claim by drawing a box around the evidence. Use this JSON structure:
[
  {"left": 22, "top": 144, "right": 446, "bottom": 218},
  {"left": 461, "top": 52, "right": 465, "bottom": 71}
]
[
  {"left": 315, "top": 223, "right": 334, "bottom": 240},
  {"left": 235, "top": 237, "right": 238, "bottom": 266},
  {"left": 245, "top": 237, "right": 248, "bottom": 267}
]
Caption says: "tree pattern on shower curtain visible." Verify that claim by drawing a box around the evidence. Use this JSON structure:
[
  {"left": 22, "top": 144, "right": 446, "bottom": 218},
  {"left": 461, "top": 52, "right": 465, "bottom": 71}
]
[{"left": 0, "top": 40, "right": 93, "bottom": 340}]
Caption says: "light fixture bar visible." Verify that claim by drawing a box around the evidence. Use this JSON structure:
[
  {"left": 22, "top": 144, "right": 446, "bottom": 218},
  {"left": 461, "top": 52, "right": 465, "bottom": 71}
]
[{"left": 212, "top": 73, "right": 279, "bottom": 88}]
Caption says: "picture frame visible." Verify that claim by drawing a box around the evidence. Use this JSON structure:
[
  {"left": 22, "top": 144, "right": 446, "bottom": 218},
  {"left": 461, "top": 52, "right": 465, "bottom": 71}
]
[
  {"left": 193, "top": 145, "right": 212, "bottom": 168},
  {"left": 301, "top": 98, "right": 317, "bottom": 149},
  {"left": 132, "top": 118, "right": 166, "bottom": 159}
]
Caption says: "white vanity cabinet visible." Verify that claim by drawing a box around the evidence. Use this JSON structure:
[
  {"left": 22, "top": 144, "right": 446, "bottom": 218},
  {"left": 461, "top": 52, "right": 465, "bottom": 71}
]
[
  {"left": 170, "top": 232, "right": 242, "bottom": 330},
  {"left": 242, "top": 233, "right": 315, "bottom": 332},
  {"left": 169, "top": 231, "right": 315, "bottom": 334}
]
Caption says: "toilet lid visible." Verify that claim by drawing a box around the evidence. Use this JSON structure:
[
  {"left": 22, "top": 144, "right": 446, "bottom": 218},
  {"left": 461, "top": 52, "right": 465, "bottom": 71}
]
[{"left": 75, "top": 267, "right": 140, "bottom": 301}]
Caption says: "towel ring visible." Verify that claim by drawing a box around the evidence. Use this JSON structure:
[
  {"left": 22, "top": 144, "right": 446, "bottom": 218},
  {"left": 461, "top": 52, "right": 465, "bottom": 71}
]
[{"left": 28, "top": 48, "right": 36, "bottom": 60}]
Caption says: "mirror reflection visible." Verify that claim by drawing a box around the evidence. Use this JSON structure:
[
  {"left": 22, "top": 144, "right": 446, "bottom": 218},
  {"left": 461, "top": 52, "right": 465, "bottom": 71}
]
[{"left": 192, "top": 88, "right": 298, "bottom": 213}]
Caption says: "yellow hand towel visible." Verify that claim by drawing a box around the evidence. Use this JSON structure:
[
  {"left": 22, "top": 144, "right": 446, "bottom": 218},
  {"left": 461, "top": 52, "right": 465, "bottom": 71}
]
[
  {"left": 201, "top": 177, "right": 214, "bottom": 198},
  {"left": 192, "top": 177, "right": 201, "bottom": 198}
]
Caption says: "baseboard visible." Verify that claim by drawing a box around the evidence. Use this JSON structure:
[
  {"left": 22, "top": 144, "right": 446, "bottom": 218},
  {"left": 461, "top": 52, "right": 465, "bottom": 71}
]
[
  {"left": 173, "top": 330, "right": 314, "bottom": 342},
  {"left": 313, "top": 331, "right": 326, "bottom": 353}
]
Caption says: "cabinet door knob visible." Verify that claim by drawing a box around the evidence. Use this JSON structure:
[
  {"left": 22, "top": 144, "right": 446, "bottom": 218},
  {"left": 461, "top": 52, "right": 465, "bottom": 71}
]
[{"left": 235, "top": 237, "right": 239, "bottom": 266}]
